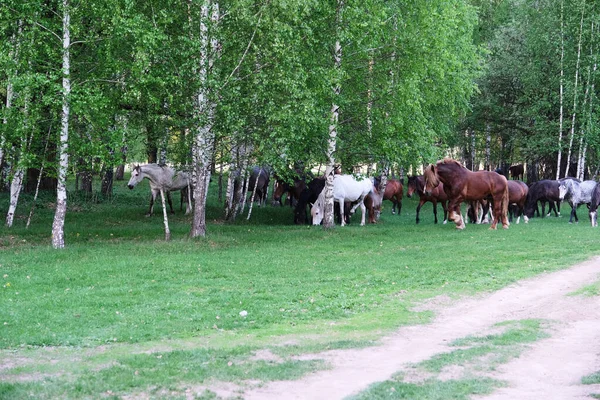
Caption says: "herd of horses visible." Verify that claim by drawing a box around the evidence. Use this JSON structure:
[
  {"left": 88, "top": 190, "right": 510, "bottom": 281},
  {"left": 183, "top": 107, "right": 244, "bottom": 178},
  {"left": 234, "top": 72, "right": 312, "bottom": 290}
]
[{"left": 126, "top": 160, "right": 600, "bottom": 229}]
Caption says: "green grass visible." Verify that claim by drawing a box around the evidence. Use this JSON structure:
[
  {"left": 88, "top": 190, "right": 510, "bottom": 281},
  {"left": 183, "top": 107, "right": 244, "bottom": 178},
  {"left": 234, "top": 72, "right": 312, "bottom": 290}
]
[
  {"left": 582, "top": 371, "right": 600, "bottom": 385},
  {"left": 569, "top": 280, "right": 600, "bottom": 296},
  {"left": 1, "top": 176, "right": 599, "bottom": 398},
  {"left": 348, "top": 376, "right": 503, "bottom": 400}
]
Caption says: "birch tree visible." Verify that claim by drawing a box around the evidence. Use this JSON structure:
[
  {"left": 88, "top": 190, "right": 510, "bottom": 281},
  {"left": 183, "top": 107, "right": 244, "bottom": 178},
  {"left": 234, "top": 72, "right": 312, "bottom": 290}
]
[{"left": 51, "top": 0, "right": 71, "bottom": 249}]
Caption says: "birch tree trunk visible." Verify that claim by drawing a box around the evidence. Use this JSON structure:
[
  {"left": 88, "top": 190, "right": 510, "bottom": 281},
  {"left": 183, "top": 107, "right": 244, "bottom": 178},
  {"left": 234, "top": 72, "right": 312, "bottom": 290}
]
[
  {"left": 323, "top": 0, "right": 344, "bottom": 229},
  {"left": 51, "top": 0, "right": 71, "bottom": 249},
  {"left": 246, "top": 168, "right": 261, "bottom": 220},
  {"left": 160, "top": 189, "right": 171, "bottom": 241},
  {"left": 485, "top": 123, "right": 491, "bottom": 171},
  {"left": 190, "top": 1, "right": 217, "bottom": 238},
  {"left": 556, "top": 0, "right": 565, "bottom": 179},
  {"left": 564, "top": 2, "right": 586, "bottom": 178}
]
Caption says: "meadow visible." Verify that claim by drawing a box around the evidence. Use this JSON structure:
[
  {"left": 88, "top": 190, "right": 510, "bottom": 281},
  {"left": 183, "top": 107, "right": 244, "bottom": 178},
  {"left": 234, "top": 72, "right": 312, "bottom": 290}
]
[{"left": 1, "top": 176, "right": 599, "bottom": 399}]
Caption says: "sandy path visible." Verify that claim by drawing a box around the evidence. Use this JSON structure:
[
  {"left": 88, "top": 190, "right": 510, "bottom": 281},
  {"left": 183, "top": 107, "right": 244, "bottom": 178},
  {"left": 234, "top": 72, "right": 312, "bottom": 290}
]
[{"left": 244, "top": 257, "right": 600, "bottom": 400}]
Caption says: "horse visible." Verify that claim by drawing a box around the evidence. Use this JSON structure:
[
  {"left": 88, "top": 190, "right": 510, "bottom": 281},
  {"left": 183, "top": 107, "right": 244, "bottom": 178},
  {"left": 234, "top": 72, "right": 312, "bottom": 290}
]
[
  {"left": 127, "top": 164, "right": 192, "bottom": 216},
  {"left": 507, "top": 180, "right": 529, "bottom": 224},
  {"left": 294, "top": 177, "right": 325, "bottom": 224},
  {"left": 373, "top": 177, "right": 403, "bottom": 215},
  {"left": 234, "top": 166, "right": 270, "bottom": 207},
  {"left": 273, "top": 177, "right": 307, "bottom": 208},
  {"left": 524, "top": 180, "right": 561, "bottom": 219},
  {"left": 509, "top": 164, "right": 524, "bottom": 181},
  {"left": 311, "top": 175, "right": 373, "bottom": 226},
  {"left": 406, "top": 175, "right": 448, "bottom": 224},
  {"left": 558, "top": 178, "right": 598, "bottom": 223},
  {"left": 588, "top": 183, "right": 600, "bottom": 227},
  {"left": 423, "top": 159, "right": 509, "bottom": 230}
]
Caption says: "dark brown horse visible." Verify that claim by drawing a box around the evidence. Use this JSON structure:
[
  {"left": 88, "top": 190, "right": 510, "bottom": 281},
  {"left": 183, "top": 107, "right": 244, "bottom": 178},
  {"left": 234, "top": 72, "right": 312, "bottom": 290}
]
[
  {"left": 509, "top": 164, "right": 524, "bottom": 181},
  {"left": 423, "top": 159, "right": 509, "bottom": 230},
  {"left": 273, "top": 179, "right": 306, "bottom": 207},
  {"left": 406, "top": 175, "right": 448, "bottom": 224},
  {"left": 507, "top": 180, "right": 529, "bottom": 223}
]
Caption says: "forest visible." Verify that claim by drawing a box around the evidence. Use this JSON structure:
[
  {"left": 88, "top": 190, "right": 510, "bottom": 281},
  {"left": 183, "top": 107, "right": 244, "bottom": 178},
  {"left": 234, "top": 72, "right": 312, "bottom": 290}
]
[{"left": 0, "top": 0, "right": 599, "bottom": 247}]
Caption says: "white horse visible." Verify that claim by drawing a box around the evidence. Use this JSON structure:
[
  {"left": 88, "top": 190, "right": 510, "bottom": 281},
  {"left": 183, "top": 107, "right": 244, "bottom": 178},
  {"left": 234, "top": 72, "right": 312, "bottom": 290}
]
[
  {"left": 311, "top": 175, "right": 374, "bottom": 226},
  {"left": 127, "top": 164, "right": 192, "bottom": 216},
  {"left": 559, "top": 178, "right": 597, "bottom": 223}
]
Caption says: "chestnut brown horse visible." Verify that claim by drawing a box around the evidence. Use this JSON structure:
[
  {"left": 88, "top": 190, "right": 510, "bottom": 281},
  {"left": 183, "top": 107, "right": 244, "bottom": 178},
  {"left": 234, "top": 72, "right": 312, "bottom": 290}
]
[
  {"left": 423, "top": 159, "right": 509, "bottom": 229},
  {"left": 406, "top": 175, "right": 448, "bottom": 224},
  {"left": 507, "top": 180, "right": 529, "bottom": 224}
]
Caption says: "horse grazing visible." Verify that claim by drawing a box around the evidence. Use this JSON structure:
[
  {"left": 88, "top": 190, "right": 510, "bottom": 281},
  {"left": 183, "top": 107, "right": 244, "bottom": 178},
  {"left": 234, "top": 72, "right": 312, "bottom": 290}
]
[
  {"left": 559, "top": 178, "right": 597, "bottom": 223},
  {"left": 524, "top": 180, "right": 561, "bottom": 219},
  {"left": 373, "top": 177, "right": 404, "bottom": 215},
  {"left": 507, "top": 180, "right": 529, "bottom": 224},
  {"left": 509, "top": 164, "right": 524, "bottom": 180},
  {"left": 273, "top": 177, "right": 306, "bottom": 207},
  {"left": 248, "top": 166, "right": 270, "bottom": 206},
  {"left": 127, "top": 164, "right": 192, "bottom": 216},
  {"left": 423, "top": 159, "right": 509, "bottom": 230},
  {"left": 311, "top": 175, "right": 373, "bottom": 226},
  {"left": 294, "top": 177, "right": 325, "bottom": 224},
  {"left": 406, "top": 175, "right": 448, "bottom": 224},
  {"left": 588, "top": 184, "right": 600, "bottom": 227}
]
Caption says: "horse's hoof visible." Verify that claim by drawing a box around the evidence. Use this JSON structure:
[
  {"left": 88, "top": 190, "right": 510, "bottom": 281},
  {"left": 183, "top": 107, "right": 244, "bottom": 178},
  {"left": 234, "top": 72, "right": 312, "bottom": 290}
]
[{"left": 502, "top": 224, "right": 509, "bottom": 229}]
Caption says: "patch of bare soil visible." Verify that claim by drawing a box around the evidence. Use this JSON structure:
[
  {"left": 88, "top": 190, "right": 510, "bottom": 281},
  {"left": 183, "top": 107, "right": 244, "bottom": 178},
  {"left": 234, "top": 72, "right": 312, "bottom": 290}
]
[{"left": 243, "top": 257, "right": 600, "bottom": 400}]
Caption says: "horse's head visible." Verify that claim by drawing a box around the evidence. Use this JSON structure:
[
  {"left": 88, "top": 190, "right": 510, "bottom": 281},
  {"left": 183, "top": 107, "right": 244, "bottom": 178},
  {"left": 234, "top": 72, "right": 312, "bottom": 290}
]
[
  {"left": 310, "top": 193, "right": 326, "bottom": 225},
  {"left": 422, "top": 164, "right": 440, "bottom": 195},
  {"left": 127, "top": 165, "right": 143, "bottom": 189},
  {"left": 558, "top": 181, "right": 568, "bottom": 200}
]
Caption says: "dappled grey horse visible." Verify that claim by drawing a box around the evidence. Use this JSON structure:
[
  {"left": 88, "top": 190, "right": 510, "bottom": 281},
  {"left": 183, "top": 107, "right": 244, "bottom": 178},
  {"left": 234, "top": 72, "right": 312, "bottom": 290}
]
[
  {"left": 558, "top": 178, "right": 597, "bottom": 223},
  {"left": 127, "top": 164, "right": 192, "bottom": 216}
]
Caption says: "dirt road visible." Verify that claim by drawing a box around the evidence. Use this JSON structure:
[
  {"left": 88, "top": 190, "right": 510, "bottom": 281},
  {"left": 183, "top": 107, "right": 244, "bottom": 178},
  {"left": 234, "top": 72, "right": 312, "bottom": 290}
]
[{"left": 244, "top": 257, "right": 600, "bottom": 400}]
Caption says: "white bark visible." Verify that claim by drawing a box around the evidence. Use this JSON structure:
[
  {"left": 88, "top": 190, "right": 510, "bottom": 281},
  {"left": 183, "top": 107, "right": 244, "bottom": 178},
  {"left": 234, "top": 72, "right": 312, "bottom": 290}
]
[
  {"left": 485, "top": 123, "right": 491, "bottom": 171},
  {"left": 190, "top": 1, "right": 217, "bottom": 238},
  {"left": 246, "top": 168, "right": 262, "bottom": 220},
  {"left": 52, "top": 0, "right": 70, "bottom": 249},
  {"left": 556, "top": 0, "right": 565, "bottom": 179},
  {"left": 324, "top": 0, "right": 343, "bottom": 229},
  {"left": 6, "top": 169, "right": 24, "bottom": 227},
  {"left": 160, "top": 189, "right": 171, "bottom": 241},
  {"left": 564, "top": 2, "right": 586, "bottom": 178}
]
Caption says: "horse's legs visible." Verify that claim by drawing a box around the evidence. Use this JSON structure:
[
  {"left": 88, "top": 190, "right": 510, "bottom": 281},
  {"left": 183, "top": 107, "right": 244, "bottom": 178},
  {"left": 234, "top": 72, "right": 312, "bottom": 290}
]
[
  {"left": 339, "top": 199, "right": 346, "bottom": 226},
  {"left": 448, "top": 200, "right": 465, "bottom": 229},
  {"left": 397, "top": 195, "right": 402, "bottom": 216},
  {"left": 442, "top": 201, "right": 448, "bottom": 224},
  {"left": 147, "top": 190, "right": 158, "bottom": 216},
  {"left": 416, "top": 200, "right": 425, "bottom": 224},
  {"left": 359, "top": 202, "right": 366, "bottom": 226},
  {"left": 166, "top": 191, "right": 174, "bottom": 214},
  {"left": 432, "top": 200, "right": 438, "bottom": 224},
  {"left": 569, "top": 202, "right": 578, "bottom": 223},
  {"left": 391, "top": 199, "right": 396, "bottom": 214}
]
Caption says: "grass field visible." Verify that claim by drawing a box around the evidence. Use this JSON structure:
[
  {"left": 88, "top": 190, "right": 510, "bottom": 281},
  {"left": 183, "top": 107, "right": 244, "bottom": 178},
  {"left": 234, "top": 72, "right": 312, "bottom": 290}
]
[{"left": 1, "top": 176, "right": 599, "bottom": 399}]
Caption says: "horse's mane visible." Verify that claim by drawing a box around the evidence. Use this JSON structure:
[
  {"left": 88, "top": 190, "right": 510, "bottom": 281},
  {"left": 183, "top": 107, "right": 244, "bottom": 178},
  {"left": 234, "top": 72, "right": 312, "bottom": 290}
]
[{"left": 440, "top": 158, "right": 465, "bottom": 168}]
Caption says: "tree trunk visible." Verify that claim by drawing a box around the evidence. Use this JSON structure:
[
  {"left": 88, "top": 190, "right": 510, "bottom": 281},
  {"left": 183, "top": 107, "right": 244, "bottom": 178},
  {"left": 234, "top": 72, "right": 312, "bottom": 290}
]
[
  {"left": 160, "top": 189, "right": 171, "bottom": 241},
  {"left": 556, "top": 0, "right": 565, "bottom": 179},
  {"left": 190, "top": 1, "right": 217, "bottom": 238},
  {"left": 323, "top": 0, "right": 344, "bottom": 229},
  {"left": 52, "top": 0, "right": 71, "bottom": 249},
  {"left": 484, "top": 123, "right": 491, "bottom": 171},
  {"left": 564, "top": 2, "right": 585, "bottom": 178}
]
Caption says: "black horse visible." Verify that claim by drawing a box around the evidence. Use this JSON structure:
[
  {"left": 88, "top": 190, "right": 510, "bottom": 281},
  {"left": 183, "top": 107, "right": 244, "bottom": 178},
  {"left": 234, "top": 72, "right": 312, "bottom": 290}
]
[
  {"left": 588, "top": 183, "right": 600, "bottom": 227},
  {"left": 234, "top": 166, "right": 271, "bottom": 207},
  {"left": 294, "top": 177, "right": 326, "bottom": 224},
  {"left": 524, "top": 180, "right": 561, "bottom": 219}
]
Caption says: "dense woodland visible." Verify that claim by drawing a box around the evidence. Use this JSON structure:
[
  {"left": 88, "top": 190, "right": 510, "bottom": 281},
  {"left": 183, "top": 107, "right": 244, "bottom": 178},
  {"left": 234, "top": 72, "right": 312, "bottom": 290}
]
[{"left": 0, "top": 0, "right": 598, "bottom": 246}]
